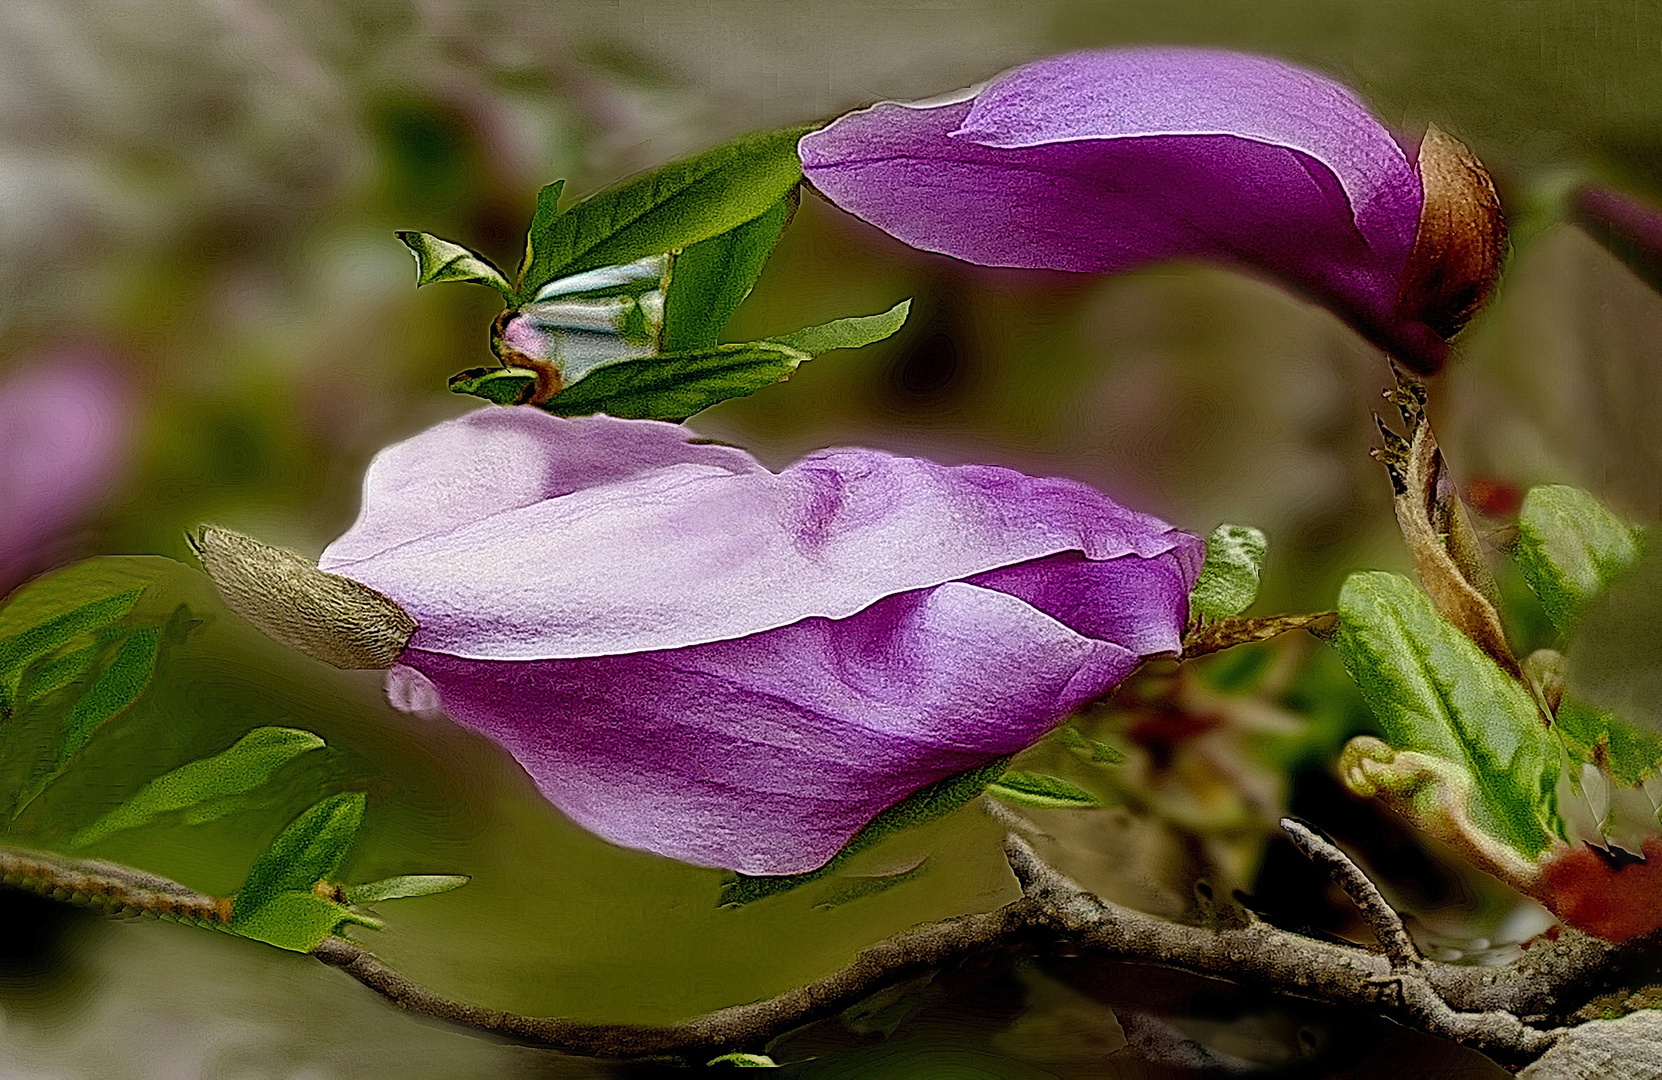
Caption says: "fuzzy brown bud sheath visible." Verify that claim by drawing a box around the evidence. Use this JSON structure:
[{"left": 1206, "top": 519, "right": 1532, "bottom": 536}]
[{"left": 1393, "top": 125, "right": 1507, "bottom": 367}]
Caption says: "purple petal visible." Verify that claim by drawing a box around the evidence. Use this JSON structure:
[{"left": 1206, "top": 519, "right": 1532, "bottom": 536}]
[
  {"left": 0, "top": 351, "right": 131, "bottom": 594},
  {"left": 799, "top": 48, "right": 1423, "bottom": 355},
  {"left": 323, "top": 408, "right": 1201, "bottom": 660},
  {"left": 399, "top": 549, "right": 1191, "bottom": 874}
]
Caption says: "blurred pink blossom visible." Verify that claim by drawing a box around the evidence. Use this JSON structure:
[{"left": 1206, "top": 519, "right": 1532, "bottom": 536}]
[{"left": 0, "top": 350, "right": 132, "bottom": 595}]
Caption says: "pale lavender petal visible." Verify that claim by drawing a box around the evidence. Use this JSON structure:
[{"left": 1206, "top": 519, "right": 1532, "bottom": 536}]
[
  {"left": 403, "top": 571, "right": 1163, "bottom": 874},
  {"left": 323, "top": 409, "right": 1201, "bottom": 660},
  {"left": 799, "top": 48, "right": 1424, "bottom": 357},
  {"left": 321, "top": 409, "right": 763, "bottom": 568},
  {"left": 0, "top": 352, "right": 131, "bottom": 593}
]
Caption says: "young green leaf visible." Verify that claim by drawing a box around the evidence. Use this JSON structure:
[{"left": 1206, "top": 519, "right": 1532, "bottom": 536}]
[
  {"left": 59, "top": 625, "right": 159, "bottom": 765},
  {"left": 707, "top": 1053, "right": 780, "bottom": 1068},
  {"left": 661, "top": 196, "right": 793, "bottom": 353},
  {"left": 0, "top": 587, "right": 144, "bottom": 715},
  {"left": 719, "top": 757, "right": 1010, "bottom": 906},
  {"left": 68, "top": 727, "right": 327, "bottom": 849},
  {"left": 341, "top": 874, "right": 469, "bottom": 905},
  {"left": 1333, "top": 571, "right": 1559, "bottom": 857},
  {"left": 987, "top": 770, "right": 1103, "bottom": 809},
  {"left": 1189, "top": 524, "right": 1269, "bottom": 621},
  {"left": 1512, "top": 485, "right": 1641, "bottom": 635},
  {"left": 519, "top": 127, "right": 808, "bottom": 298},
  {"left": 1553, "top": 698, "right": 1662, "bottom": 788},
  {"left": 538, "top": 300, "right": 911, "bottom": 421},
  {"left": 232, "top": 791, "right": 367, "bottom": 923},
  {"left": 229, "top": 890, "right": 368, "bottom": 953},
  {"left": 543, "top": 341, "right": 809, "bottom": 421},
  {"left": 394, "top": 232, "right": 513, "bottom": 297},
  {"left": 765, "top": 300, "right": 911, "bottom": 355},
  {"left": 1061, "top": 724, "right": 1127, "bottom": 765}
]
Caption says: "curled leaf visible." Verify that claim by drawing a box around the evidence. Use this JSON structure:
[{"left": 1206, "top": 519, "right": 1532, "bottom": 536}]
[{"left": 1189, "top": 524, "right": 1267, "bottom": 621}]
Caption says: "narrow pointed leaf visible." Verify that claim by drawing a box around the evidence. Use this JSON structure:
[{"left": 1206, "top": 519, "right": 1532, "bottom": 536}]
[
  {"left": 68, "top": 727, "right": 327, "bottom": 849},
  {"left": 59, "top": 625, "right": 158, "bottom": 764},
  {"left": 519, "top": 127, "right": 808, "bottom": 297},
  {"left": 394, "top": 232, "right": 512, "bottom": 296},
  {"left": 544, "top": 341, "right": 809, "bottom": 421},
  {"left": 516, "top": 179, "right": 565, "bottom": 285},
  {"left": 1189, "top": 524, "right": 1269, "bottom": 620},
  {"left": 766, "top": 300, "right": 911, "bottom": 354},
  {"left": 447, "top": 366, "right": 542, "bottom": 406},
  {"left": 1061, "top": 724, "right": 1127, "bottom": 765},
  {"left": 233, "top": 792, "right": 366, "bottom": 923},
  {"left": 661, "top": 196, "right": 793, "bottom": 352},
  {"left": 1333, "top": 571, "right": 1558, "bottom": 858},
  {"left": 19, "top": 641, "right": 103, "bottom": 705},
  {"left": 719, "top": 757, "right": 1009, "bottom": 907},
  {"left": 987, "top": 770, "right": 1103, "bottom": 808},
  {"left": 0, "top": 587, "right": 144, "bottom": 714},
  {"left": 1512, "top": 485, "right": 1641, "bottom": 635},
  {"left": 341, "top": 874, "right": 469, "bottom": 905}
]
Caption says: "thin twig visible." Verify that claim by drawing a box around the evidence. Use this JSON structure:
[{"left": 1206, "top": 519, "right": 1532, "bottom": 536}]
[
  {"left": 1280, "top": 817, "right": 1421, "bottom": 971},
  {"left": 0, "top": 845, "right": 229, "bottom": 925}
]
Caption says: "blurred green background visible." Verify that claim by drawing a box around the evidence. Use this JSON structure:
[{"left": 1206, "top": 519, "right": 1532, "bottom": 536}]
[{"left": 3, "top": 0, "right": 1662, "bottom": 1076}]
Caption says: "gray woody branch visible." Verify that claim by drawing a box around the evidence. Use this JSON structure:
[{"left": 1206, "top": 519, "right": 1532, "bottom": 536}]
[{"left": 5, "top": 826, "right": 1657, "bottom": 1069}]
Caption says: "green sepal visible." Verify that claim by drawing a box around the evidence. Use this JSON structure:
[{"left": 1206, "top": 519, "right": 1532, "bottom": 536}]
[
  {"left": 395, "top": 231, "right": 513, "bottom": 297},
  {"left": 987, "top": 770, "right": 1103, "bottom": 809},
  {"left": 68, "top": 727, "right": 326, "bottom": 849},
  {"left": 1512, "top": 485, "right": 1641, "bottom": 635},
  {"left": 661, "top": 195, "right": 793, "bottom": 352},
  {"left": 719, "top": 757, "right": 1010, "bottom": 907},
  {"left": 1189, "top": 524, "right": 1268, "bottom": 621},
  {"left": 1332, "top": 571, "right": 1559, "bottom": 859},
  {"left": 519, "top": 127, "right": 808, "bottom": 300},
  {"left": 448, "top": 366, "right": 542, "bottom": 406}
]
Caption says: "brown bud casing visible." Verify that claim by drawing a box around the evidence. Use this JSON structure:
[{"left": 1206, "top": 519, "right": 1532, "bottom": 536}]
[
  {"left": 190, "top": 526, "right": 416, "bottom": 669},
  {"left": 1395, "top": 125, "right": 1507, "bottom": 345}
]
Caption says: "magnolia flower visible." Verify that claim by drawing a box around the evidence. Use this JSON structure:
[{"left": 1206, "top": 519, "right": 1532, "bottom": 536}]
[
  {"left": 200, "top": 410, "right": 1201, "bottom": 874},
  {"left": 799, "top": 48, "right": 1505, "bottom": 374},
  {"left": 0, "top": 351, "right": 131, "bottom": 595}
]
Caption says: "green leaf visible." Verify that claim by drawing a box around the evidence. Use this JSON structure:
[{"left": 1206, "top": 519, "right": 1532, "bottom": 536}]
[
  {"left": 707, "top": 1053, "right": 780, "bottom": 1068},
  {"left": 719, "top": 757, "right": 1010, "bottom": 907},
  {"left": 987, "top": 770, "right": 1103, "bottom": 809},
  {"left": 1189, "top": 524, "right": 1269, "bottom": 621},
  {"left": 519, "top": 127, "right": 808, "bottom": 299},
  {"left": 1333, "top": 571, "right": 1559, "bottom": 858},
  {"left": 342, "top": 874, "right": 469, "bottom": 905},
  {"left": 661, "top": 196, "right": 793, "bottom": 352},
  {"left": 0, "top": 587, "right": 144, "bottom": 716},
  {"left": 516, "top": 179, "right": 565, "bottom": 284},
  {"left": 394, "top": 231, "right": 512, "bottom": 296},
  {"left": 1060, "top": 724, "right": 1127, "bottom": 765},
  {"left": 544, "top": 341, "right": 808, "bottom": 421},
  {"left": 59, "top": 625, "right": 159, "bottom": 765},
  {"left": 230, "top": 890, "right": 365, "bottom": 953},
  {"left": 447, "top": 366, "right": 542, "bottom": 406},
  {"left": 1553, "top": 698, "right": 1662, "bottom": 788},
  {"left": 765, "top": 299, "right": 911, "bottom": 355},
  {"left": 233, "top": 792, "right": 367, "bottom": 924},
  {"left": 68, "top": 727, "right": 327, "bottom": 849},
  {"left": 1512, "top": 485, "right": 1641, "bottom": 635}
]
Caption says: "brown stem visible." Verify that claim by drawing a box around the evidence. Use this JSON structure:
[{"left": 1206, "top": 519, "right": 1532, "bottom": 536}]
[{"left": 1181, "top": 612, "right": 1337, "bottom": 658}]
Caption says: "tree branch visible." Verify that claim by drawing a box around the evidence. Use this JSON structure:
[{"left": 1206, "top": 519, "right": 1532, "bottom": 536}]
[
  {"left": 0, "top": 837, "right": 1637, "bottom": 1067},
  {"left": 1281, "top": 817, "right": 1421, "bottom": 971}
]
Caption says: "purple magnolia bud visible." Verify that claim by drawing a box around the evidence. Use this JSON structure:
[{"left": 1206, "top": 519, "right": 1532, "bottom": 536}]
[
  {"left": 316, "top": 409, "right": 1201, "bottom": 874},
  {"left": 0, "top": 350, "right": 131, "bottom": 595},
  {"left": 799, "top": 48, "right": 1506, "bottom": 374}
]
